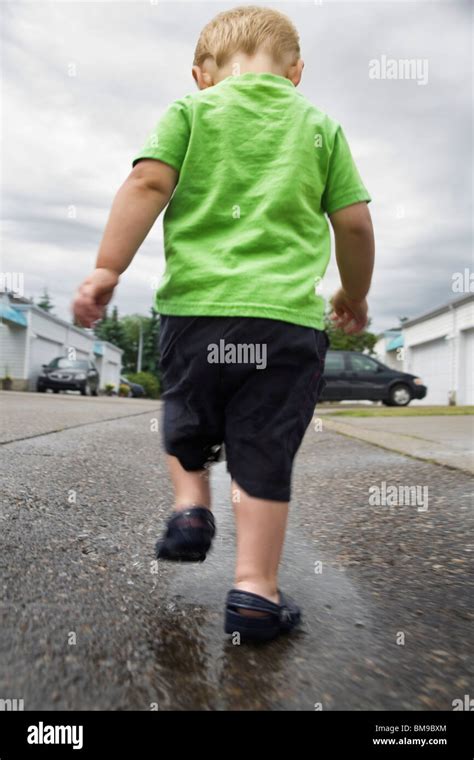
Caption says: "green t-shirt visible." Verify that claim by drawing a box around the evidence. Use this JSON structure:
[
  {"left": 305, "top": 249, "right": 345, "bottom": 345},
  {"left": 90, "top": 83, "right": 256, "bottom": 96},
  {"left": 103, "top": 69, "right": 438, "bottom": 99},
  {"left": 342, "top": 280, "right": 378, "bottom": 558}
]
[{"left": 133, "top": 72, "right": 371, "bottom": 330}]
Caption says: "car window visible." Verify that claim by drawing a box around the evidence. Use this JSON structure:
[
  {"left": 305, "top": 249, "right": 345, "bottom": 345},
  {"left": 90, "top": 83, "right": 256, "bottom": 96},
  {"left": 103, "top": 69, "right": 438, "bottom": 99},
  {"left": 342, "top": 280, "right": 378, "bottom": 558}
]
[
  {"left": 49, "top": 358, "right": 89, "bottom": 369},
  {"left": 324, "top": 352, "right": 346, "bottom": 372},
  {"left": 349, "top": 354, "right": 380, "bottom": 373}
]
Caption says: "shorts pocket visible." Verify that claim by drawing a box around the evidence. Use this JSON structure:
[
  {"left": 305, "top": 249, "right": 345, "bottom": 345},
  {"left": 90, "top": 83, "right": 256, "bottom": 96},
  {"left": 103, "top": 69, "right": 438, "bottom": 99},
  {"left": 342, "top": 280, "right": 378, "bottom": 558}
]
[
  {"left": 302, "top": 368, "right": 326, "bottom": 421},
  {"left": 313, "top": 329, "right": 330, "bottom": 363},
  {"left": 298, "top": 332, "right": 328, "bottom": 427}
]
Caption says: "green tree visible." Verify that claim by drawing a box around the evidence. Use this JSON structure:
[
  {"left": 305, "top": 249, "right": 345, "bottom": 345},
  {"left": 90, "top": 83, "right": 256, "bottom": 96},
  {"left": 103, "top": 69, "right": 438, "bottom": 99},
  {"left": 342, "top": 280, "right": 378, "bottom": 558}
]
[
  {"left": 324, "top": 314, "right": 378, "bottom": 354},
  {"left": 94, "top": 306, "right": 162, "bottom": 384},
  {"left": 120, "top": 315, "right": 144, "bottom": 373},
  {"left": 94, "top": 305, "right": 126, "bottom": 351},
  {"left": 37, "top": 288, "right": 54, "bottom": 313},
  {"left": 142, "top": 307, "right": 160, "bottom": 375}
]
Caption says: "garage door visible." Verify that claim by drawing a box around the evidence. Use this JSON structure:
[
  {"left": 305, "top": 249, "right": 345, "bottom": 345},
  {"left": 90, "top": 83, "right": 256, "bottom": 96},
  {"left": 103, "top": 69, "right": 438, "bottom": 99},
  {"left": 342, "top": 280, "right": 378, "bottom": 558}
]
[
  {"left": 409, "top": 337, "right": 451, "bottom": 405},
  {"left": 101, "top": 360, "right": 120, "bottom": 389},
  {"left": 460, "top": 329, "right": 474, "bottom": 405}
]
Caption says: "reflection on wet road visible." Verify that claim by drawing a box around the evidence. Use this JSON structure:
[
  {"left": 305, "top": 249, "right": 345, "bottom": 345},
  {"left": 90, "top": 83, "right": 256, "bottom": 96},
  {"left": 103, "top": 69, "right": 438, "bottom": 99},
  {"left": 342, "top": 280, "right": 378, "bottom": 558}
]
[{"left": 149, "top": 461, "right": 376, "bottom": 710}]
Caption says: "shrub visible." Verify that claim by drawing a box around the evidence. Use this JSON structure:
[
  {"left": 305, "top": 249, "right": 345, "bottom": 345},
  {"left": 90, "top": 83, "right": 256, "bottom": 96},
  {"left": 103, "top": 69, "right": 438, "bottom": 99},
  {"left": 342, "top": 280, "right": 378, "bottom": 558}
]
[{"left": 125, "top": 372, "right": 160, "bottom": 399}]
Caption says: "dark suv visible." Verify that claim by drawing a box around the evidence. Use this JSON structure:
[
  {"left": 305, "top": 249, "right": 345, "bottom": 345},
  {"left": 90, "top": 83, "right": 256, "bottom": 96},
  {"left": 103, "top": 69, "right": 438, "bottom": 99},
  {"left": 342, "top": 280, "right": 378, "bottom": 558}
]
[
  {"left": 321, "top": 351, "right": 427, "bottom": 406},
  {"left": 37, "top": 358, "right": 100, "bottom": 396}
]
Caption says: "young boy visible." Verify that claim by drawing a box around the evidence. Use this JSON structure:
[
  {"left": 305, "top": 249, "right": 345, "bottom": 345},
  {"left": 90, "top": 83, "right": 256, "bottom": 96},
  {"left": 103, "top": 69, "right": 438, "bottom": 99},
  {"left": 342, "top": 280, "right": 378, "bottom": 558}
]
[{"left": 73, "top": 5, "right": 374, "bottom": 641}]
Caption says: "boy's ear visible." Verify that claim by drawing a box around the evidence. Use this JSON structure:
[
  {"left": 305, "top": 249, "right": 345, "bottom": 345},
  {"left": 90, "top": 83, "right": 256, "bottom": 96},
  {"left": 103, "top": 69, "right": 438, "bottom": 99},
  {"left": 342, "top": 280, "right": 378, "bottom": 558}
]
[
  {"left": 288, "top": 58, "right": 304, "bottom": 87},
  {"left": 192, "top": 66, "right": 213, "bottom": 90}
]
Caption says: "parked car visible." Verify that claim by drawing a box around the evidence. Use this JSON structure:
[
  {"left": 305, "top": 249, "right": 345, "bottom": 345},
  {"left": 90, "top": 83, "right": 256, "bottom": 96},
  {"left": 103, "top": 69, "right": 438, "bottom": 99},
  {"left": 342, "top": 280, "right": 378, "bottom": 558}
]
[
  {"left": 37, "top": 358, "right": 100, "bottom": 396},
  {"left": 321, "top": 351, "right": 427, "bottom": 406},
  {"left": 120, "top": 376, "right": 146, "bottom": 398}
]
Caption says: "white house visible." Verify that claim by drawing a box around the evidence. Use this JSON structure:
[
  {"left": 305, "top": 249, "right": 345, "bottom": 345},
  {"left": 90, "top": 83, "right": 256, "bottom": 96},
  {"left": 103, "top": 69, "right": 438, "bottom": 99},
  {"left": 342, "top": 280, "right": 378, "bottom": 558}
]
[
  {"left": 92, "top": 340, "right": 123, "bottom": 389},
  {"left": 374, "top": 329, "right": 404, "bottom": 370},
  {"left": 0, "top": 293, "right": 123, "bottom": 392},
  {"left": 402, "top": 294, "right": 473, "bottom": 405}
]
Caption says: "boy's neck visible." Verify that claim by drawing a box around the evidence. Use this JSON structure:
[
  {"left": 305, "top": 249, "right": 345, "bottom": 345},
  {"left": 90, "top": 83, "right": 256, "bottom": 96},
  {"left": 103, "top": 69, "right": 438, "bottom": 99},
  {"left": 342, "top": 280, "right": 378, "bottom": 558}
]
[
  {"left": 194, "top": 52, "right": 303, "bottom": 90},
  {"left": 213, "top": 52, "right": 290, "bottom": 84}
]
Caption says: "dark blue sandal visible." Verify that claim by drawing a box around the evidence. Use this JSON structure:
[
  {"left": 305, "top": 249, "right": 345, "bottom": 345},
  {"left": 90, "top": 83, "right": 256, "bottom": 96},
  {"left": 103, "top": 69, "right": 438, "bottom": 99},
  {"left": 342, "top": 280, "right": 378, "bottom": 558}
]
[
  {"left": 155, "top": 506, "right": 216, "bottom": 562},
  {"left": 224, "top": 589, "right": 301, "bottom": 641}
]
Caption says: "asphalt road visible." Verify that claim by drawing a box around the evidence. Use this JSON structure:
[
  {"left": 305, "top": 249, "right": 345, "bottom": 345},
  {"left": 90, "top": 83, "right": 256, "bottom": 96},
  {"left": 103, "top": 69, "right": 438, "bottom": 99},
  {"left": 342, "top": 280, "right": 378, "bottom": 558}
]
[{"left": 0, "top": 393, "right": 472, "bottom": 710}]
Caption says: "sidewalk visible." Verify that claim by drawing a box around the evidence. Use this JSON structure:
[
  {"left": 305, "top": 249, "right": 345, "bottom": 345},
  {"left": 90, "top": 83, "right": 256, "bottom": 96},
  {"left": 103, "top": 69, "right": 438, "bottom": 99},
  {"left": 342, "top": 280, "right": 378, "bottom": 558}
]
[{"left": 321, "top": 413, "right": 474, "bottom": 474}]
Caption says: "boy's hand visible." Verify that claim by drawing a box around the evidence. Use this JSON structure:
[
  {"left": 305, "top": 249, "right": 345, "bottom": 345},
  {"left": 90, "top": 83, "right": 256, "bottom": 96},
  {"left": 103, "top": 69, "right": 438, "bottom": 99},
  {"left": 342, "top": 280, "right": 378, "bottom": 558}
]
[
  {"left": 330, "top": 288, "right": 368, "bottom": 335},
  {"left": 72, "top": 267, "right": 119, "bottom": 327}
]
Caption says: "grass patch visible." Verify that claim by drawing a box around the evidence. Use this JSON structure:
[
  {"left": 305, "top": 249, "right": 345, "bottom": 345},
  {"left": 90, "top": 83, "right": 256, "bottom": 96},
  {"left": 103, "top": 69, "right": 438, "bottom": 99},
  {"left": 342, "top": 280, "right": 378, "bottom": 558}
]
[{"left": 326, "top": 406, "right": 474, "bottom": 417}]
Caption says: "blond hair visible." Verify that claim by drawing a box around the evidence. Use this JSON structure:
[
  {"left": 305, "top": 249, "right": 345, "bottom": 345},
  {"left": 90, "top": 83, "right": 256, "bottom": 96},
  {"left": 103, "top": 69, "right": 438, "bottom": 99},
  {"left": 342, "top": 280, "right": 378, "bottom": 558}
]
[{"left": 193, "top": 5, "right": 300, "bottom": 68}]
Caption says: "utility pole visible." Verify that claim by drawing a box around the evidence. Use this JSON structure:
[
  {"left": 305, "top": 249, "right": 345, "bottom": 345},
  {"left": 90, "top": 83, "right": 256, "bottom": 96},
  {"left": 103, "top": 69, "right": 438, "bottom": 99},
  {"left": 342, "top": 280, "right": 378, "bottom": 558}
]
[{"left": 137, "top": 320, "right": 143, "bottom": 373}]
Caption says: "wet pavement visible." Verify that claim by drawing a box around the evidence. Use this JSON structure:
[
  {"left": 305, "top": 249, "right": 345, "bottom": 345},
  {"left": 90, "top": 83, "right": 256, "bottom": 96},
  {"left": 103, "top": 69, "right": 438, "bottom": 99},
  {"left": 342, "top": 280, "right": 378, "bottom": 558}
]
[{"left": 0, "top": 394, "right": 472, "bottom": 710}]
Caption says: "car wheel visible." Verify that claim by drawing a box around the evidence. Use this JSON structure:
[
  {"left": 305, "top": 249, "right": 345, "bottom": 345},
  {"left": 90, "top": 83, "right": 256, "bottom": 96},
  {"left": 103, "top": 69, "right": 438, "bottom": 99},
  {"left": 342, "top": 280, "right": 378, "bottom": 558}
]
[
  {"left": 37, "top": 386, "right": 45, "bottom": 393},
  {"left": 389, "top": 384, "right": 412, "bottom": 407},
  {"left": 91, "top": 387, "right": 99, "bottom": 397},
  {"left": 81, "top": 383, "right": 91, "bottom": 397}
]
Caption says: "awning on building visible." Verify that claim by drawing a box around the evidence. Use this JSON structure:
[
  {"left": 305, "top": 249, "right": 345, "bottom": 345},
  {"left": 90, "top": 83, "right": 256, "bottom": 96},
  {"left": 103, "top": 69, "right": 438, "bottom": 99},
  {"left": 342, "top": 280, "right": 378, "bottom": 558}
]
[
  {"left": 387, "top": 334, "right": 404, "bottom": 351},
  {"left": 0, "top": 304, "right": 28, "bottom": 327}
]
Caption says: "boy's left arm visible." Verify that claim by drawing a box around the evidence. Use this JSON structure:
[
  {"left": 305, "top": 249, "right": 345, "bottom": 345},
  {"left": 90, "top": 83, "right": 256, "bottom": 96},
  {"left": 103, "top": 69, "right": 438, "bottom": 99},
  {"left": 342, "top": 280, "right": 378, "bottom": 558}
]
[{"left": 72, "top": 159, "right": 177, "bottom": 327}]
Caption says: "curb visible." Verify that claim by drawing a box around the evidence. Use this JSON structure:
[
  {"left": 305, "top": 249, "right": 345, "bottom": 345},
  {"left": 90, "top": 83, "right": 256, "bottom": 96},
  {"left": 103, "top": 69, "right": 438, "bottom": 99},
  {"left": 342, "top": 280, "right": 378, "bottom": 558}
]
[{"left": 322, "top": 417, "right": 474, "bottom": 475}]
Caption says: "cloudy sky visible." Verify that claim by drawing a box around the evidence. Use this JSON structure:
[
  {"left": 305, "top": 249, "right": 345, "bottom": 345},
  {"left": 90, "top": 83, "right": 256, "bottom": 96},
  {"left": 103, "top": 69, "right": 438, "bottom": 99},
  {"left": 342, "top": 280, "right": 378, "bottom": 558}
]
[{"left": 2, "top": 0, "right": 471, "bottom": 332}]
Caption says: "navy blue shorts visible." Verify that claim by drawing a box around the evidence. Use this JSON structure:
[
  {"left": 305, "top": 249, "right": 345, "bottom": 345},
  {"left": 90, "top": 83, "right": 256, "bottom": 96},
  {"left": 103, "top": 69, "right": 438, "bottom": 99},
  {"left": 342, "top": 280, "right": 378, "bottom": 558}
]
[{"left": 159, "top": 316, "right": 329, "bottom": 502}]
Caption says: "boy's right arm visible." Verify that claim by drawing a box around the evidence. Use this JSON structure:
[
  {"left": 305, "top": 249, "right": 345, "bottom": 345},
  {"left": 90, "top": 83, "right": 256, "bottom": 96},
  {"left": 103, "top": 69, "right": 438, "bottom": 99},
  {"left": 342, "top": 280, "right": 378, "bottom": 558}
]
[
  {"left": 329, "top": 202, "right": 375, "bottom": 335},
  {"left": 72, "top": 159, "right": 178, "bottom": 327}
]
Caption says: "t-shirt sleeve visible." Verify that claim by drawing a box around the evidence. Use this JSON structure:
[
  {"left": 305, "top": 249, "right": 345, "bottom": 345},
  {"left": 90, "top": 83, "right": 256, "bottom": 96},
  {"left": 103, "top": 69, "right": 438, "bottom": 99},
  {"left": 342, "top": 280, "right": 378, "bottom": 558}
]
[
  {"left": 321, "top": 126, "right": 371, "bottom": 215},
  {"left": 132, "top": 100, "right": 190, "bottom": 172}
]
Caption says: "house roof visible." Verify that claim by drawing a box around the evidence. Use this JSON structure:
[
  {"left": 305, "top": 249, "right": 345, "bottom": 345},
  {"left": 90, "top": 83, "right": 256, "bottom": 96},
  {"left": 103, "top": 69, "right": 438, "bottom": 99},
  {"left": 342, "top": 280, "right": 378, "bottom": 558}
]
[
  {"left": 402, "top": 294, "right": 474, "bottom": 328},
  {"left": 108, "top": 343, "right": 123, "bottom": 354},
  {"left": 3, "top": 295, "right": 123, "bottom": 355},
  {"left": 14, "top": 300, "right": 97, "bottom": 338}
]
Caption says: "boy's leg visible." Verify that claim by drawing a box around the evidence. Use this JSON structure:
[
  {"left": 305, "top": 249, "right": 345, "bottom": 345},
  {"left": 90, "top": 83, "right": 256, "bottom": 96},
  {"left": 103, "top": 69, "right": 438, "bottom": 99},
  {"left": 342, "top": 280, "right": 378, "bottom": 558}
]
[
  {"left": 156, "top": 454, "right": 215, "bottom": 562},
  {"left": 222, "top": 319, "right": 329, "bottom": 628},
  {"left": 156, "top": 316, "right": 223, "bottom": 561},
  {"left": 232, "top": 480, "right": 287, "bottom": 606},
  {"left": 166, "top": 454, "right": 211, "bottom": 510},
  {"left": 159, "top": 316, "right": 226, "bottom": 515}
]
